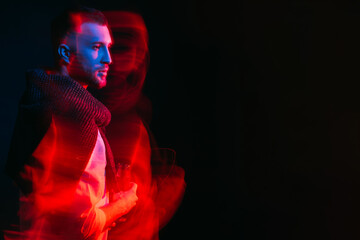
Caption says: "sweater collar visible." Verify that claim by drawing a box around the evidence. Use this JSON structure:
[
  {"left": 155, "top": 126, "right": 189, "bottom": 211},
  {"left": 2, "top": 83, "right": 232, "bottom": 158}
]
[{"left": 25, "top": 68, "right": 111, "bottom": 128}]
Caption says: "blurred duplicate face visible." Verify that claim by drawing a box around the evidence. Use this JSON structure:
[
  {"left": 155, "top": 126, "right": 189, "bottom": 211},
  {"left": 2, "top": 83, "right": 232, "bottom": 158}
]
[
  {"left": 104, "top": 11, "right": 148, "bottom": 80},
  {"left": 111, "top": 31, "right": 138, "bottom": 75},
  {"left": 68, "top": 22, "right": 113, "bottom": 89}
]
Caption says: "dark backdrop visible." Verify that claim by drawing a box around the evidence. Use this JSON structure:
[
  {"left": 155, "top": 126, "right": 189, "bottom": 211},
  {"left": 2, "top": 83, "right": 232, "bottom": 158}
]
[{"left": 1, "top": 1, "right": 360, "bottom": 239}]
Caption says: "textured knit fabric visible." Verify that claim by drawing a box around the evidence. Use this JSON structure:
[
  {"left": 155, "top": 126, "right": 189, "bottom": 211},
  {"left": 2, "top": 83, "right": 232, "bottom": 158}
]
[
  {"left": 5, "top": 69, "right": 119, "bottom": 239},
  {"left": 6, "top": 68, "right": 118, "bottom": 195}
]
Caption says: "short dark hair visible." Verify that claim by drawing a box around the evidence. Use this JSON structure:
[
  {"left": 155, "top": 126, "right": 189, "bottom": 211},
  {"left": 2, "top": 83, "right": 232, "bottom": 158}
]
[{"left": 50, "top": 5, "right": 108, "bottom": 64}]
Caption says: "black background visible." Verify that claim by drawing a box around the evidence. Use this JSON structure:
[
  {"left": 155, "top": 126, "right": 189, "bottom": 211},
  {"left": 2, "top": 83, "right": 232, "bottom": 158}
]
[{"left": 2, "top": 0, "right": 360, "bottom": 239}]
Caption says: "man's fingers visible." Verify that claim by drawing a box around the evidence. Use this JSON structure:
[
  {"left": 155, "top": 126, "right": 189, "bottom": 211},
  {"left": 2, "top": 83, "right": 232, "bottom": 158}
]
[{"left": 128, "top": 182, "right": 137, "bottom": 192}]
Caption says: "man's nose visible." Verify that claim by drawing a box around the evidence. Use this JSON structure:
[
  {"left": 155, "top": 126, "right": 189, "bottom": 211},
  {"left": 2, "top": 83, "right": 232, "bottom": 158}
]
[{"left": 101, "top": 47, "right": 112, "bottom": 65}]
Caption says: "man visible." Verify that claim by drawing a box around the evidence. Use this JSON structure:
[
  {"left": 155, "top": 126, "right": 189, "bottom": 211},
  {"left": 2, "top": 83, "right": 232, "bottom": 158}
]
[{"left": 5, "top": 6, "right": 137, "bottom": 240}]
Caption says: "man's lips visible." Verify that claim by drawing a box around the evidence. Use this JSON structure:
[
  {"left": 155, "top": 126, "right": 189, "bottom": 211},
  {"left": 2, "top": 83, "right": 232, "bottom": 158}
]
[{"left": 98, "top": 69, "right": 108, "bottom": 77}]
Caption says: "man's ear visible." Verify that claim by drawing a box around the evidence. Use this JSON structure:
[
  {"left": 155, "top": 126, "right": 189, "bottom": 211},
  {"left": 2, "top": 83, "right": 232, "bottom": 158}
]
[{"left": 58, "top": 44, "right": 71, "bottom": 64}]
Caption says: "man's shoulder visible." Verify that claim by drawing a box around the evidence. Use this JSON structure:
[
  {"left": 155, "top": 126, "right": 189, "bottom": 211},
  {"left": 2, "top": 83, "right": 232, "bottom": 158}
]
[{"left": 23, "top": 68, "right": 79, "bottom": 107}]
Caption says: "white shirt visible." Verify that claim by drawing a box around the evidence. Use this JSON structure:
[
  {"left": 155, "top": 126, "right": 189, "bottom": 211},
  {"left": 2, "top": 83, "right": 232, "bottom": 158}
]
[{"left": 76, "top": 130, "right": 109, "bottom": 240}]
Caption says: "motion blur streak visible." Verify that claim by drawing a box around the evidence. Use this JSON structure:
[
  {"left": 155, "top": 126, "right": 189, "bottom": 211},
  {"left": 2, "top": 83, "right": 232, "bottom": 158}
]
[
  {"left": 4, "top": 10, "right": 185, "bottom": 240},
  {"left": 100, "top": 11, "right": 186, "bottom": 240},
  {"left": 106, "top": 113, "right": 186, "bottom": 240},
  {"left": 6, "top": 117, "right": 107, "bottom": 239}
]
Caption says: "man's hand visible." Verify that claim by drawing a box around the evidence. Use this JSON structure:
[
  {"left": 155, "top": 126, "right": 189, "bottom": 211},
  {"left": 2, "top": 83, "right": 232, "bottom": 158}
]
[
  {"left": 100, "top": 182, "right": 138, "bottom": 231},
  {"left": 112, "top": 182, "right": 138, "bottom": 215}
]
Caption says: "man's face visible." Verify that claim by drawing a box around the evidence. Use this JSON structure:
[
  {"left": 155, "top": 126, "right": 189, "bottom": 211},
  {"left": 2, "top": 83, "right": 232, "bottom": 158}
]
[{"left": 68, "top": 22, "right": 112, "bottom": 89}]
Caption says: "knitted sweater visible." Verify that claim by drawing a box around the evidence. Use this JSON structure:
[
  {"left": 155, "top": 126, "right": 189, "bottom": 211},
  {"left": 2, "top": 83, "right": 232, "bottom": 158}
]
[{"left": 6, "top": 69, "right": 118, "bottom": 196}]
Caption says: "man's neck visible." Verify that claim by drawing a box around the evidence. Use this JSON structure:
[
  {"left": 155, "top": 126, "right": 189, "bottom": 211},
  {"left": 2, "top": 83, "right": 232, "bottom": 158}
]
[{"left": 58, "top": 65, "right": 88, "bottom": 89}]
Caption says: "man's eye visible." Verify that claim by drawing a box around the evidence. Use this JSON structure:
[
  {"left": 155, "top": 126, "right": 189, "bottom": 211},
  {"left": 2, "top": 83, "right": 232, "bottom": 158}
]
[{"left": 93, "top": 45, "right": 101, "bottom": 50}]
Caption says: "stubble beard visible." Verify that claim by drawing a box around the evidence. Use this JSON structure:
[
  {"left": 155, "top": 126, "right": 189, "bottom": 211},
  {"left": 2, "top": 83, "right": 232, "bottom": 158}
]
[{"left": 77, "top": 68, "right": 107, "bottom": 89}]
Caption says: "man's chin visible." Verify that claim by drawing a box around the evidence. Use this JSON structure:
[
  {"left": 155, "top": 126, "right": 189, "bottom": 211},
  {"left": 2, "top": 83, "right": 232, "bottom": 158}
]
[{"left": 92, "top": 77, "right": 107, "bottom": 89}]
